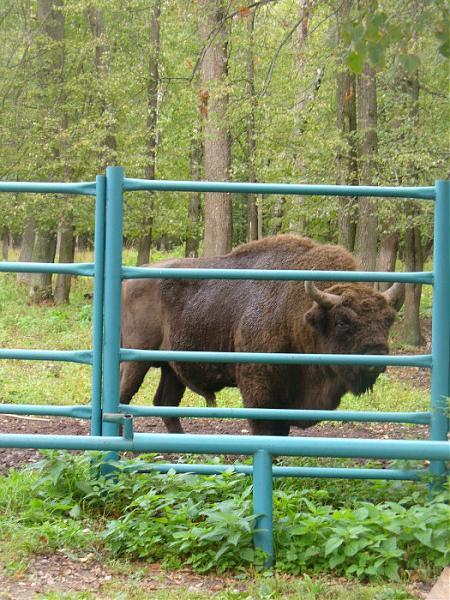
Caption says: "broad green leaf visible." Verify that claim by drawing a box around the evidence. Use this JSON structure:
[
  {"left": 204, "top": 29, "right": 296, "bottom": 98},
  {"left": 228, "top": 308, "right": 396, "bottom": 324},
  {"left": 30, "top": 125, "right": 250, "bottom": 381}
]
[
  {"left": 347, "top": 50, "right": 364, "bottom": 73},
  {"left": 325, "top": 536, "right": 344, "bottom": 556}
]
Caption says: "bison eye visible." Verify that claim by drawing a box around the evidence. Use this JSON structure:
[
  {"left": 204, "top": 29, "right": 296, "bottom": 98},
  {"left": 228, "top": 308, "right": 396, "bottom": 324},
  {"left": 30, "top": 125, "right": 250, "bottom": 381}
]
[{"left": 335, "top": 318, "right": 350, "bottom": 334}]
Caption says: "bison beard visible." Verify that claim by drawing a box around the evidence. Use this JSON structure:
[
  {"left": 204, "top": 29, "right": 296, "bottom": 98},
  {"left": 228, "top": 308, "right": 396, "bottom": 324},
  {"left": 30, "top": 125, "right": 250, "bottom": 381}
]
[{"left": 120, "top": 235, "right": 401, "bottom": 436}]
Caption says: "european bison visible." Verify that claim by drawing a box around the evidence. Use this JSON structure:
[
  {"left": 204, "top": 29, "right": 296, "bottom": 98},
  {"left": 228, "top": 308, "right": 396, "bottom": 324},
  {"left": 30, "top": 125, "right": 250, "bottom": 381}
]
[{"left": 120, "top": 235, "right": 401, "bottom": 435}]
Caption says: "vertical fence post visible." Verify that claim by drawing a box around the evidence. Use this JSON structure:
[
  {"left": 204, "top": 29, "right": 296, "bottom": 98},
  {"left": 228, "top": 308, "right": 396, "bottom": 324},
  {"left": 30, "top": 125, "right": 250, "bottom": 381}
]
[
  {"left": 430, "top": 179, "right": 450, "bottom": 483},
  {"left": 91, "top": 175, "right": 106, "bottom": 436},
  {"left": 101, "top": 167, "right": 125, "bottom": 466},
  {"left": 253, "top": 449, "right": 274, "bottom": 567}
]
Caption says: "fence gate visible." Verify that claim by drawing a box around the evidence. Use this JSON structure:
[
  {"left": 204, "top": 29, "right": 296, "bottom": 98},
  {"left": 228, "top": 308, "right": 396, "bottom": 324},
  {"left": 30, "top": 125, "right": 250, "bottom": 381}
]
[{"left": 0, "top": 168, "right": 449, "bottom": 564}]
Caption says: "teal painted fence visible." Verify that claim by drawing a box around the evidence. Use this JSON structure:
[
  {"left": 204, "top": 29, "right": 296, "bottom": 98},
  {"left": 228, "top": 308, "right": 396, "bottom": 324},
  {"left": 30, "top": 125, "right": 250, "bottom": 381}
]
[{"left": 0, "top": 169, "right": 449, "bottom": 565}]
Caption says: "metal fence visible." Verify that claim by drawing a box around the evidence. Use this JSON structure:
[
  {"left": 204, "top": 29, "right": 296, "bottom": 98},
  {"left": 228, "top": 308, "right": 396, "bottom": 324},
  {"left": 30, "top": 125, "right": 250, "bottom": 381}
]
[{"left": 0, "top": 167, "right": 449, "bottom": 565}]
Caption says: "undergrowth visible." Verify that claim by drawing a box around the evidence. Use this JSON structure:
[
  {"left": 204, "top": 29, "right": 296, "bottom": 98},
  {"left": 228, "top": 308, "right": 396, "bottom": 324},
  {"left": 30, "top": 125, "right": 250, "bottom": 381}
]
[{"left": 0, "top": 451, "right": 447, "bottom": 583}]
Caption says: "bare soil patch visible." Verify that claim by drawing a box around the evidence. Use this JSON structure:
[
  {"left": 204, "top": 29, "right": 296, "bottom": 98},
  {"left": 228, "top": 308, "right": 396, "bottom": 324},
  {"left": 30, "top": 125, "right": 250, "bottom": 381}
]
[{"left": 0, "top": 555, "right": 432, "bottom": 600}]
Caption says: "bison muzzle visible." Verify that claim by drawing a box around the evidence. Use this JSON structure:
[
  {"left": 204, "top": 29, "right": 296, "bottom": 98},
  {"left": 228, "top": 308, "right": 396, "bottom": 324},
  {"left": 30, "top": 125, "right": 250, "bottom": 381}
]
[{"left": 120, "top": 235, "right": 401, "bottom": 436}]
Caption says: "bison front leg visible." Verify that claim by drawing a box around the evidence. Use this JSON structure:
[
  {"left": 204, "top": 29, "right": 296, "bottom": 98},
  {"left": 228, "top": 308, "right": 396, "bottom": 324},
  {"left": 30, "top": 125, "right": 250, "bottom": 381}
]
[
  {"left": 238, "top": 365, "right": 291, "bottom": 436},
  {"left": 120, "top": 361, "right": 152, "bottom": 405},
  {"left": 154, "top": 366, "right": 186, "bottom": 433}
]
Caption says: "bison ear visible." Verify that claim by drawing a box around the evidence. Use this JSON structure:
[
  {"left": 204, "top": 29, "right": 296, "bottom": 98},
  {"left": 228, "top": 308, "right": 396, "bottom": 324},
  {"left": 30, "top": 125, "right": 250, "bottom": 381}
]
[{"left": 304, "top": 304, "right": 327, "bottom": 334}]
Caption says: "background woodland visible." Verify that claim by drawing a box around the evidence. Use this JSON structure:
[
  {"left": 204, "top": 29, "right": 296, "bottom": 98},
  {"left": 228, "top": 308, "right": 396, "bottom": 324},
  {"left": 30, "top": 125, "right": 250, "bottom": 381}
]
[{"left": 0, "top": 0, "right": 448, "bottom": 346}]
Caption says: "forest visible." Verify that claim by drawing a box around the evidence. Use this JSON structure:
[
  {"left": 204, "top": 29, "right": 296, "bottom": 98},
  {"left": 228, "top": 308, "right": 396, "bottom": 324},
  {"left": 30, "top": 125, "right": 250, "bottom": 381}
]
[{"left": 0, "top": 0, "right": 449, "bottom": 347}]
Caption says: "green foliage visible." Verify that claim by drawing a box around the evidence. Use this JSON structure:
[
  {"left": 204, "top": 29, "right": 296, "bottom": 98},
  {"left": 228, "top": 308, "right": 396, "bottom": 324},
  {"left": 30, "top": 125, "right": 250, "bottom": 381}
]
[
  {"left": 0, "top": 452, "right": 448, "bottom": 583},
  {"left": 274, "top": 493, "right": 449, "bottom": 579},
  {"left": 0, "top": 0, "right": 447, "bottom": 248}
]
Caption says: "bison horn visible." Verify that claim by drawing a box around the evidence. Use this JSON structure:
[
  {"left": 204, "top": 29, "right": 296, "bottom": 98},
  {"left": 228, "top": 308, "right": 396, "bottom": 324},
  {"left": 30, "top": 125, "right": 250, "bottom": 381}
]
[
  {"left": 382, "top": 282, "right": 404, "bottom": 310},
  {"left": 305, "top": 280, "right": 341, "bottom": 309}
]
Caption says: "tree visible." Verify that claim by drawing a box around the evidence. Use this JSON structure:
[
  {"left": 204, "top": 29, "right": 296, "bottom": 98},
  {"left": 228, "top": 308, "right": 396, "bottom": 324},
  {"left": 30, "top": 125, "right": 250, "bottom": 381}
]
[
  {"left": 29, "top": 0, "right": 66, "bottom": 304},
  {"left": 185, "top": 127, "right": 203, "bottom": 257},
  {"left": 245, "top": 6, "right": 258, "bottom": 242},
  {"left": 136, "top": 0, "right": 161, "bottom": 266},
  {"left": 335, "top": 0, "right": 358, "bottom": 251},
  {"left": 353, "top": 60, "right": 378, "bottom": 271},
  {"left": 199, "top": 0, "right": 232, "bottom": 257}
]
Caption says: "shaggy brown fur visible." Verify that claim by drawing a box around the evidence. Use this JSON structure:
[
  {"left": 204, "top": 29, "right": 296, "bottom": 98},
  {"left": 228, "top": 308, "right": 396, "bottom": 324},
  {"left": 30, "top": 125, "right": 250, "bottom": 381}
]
[{"left": 120, "top": 235, "right": 398, "bottom": 435}]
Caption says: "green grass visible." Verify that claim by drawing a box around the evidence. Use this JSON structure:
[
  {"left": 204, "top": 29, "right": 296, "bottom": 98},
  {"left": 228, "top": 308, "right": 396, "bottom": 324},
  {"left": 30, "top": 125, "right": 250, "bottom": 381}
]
[
  {"left": 30, "top": 577, "right": 428, "bottom": 599},
  {"left": 30, "top": 580, "right": 425, "bottom": 600}
]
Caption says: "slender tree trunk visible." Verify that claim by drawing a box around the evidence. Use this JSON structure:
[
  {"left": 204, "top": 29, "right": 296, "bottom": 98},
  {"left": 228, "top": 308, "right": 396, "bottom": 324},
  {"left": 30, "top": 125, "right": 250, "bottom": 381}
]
[
  {"left": 246, "top": 8, "right": 258, "bottom": 242},
  {"left": 269, "top": 197, "right": 286, "bottom": 235},
  {"left": 257, "top": 199, "right": 263, "bottom": 239},
  {"left": 354, "top": 62, "right": 378, "bottom": 270},
  {"left": 87, "top": 7, "right": 117, "bottom": 167},
  {"left": 186, "top": 128, "right": 202, "bottom": 257},
  {"left": 2, "top": 227, "right": 9, "bottom": 260},
  {"left": 292, "top": 0, "right": 314, "bottom": 238},
  {"left": 403, "top": 223, "right": 424, "bottom": 345},
  {"left": 29, "top": 230, "right": 57, "bottom": 303},
  {"left": 135, "top": 0, "right": 161, "bottom": 266},
  {"left": 401, "top": 70, "right": 423, "bottom": 345},
  {"left": 199, "top": 0, "right": 232, "bottom": 257},
  {"left": 376, "top": 225, "right": 399, "bottom": 291},
  {"left": 17, "top": 217, "right": 36, "bottom": 284},
  {"left": 335, "top": 0, "right": 357, "bottom": 251},
  {"left": 54, "top": 215, "right": 75, "bottom": 304},
  {"left": 136, "top": 235, "right": 152, "bottom": 266}
]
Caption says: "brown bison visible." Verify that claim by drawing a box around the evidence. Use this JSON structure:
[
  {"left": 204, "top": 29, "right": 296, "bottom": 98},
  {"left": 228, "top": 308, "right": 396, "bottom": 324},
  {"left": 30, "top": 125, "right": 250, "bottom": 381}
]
[{"left": 120, "top": 235, "right": 401, "bottom": 436}]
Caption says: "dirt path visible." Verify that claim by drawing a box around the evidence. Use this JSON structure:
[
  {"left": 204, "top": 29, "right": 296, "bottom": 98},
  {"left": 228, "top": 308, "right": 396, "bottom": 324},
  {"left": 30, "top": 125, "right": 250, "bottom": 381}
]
[{"left": 0, "top": 555, "right": 432, "bottom": 600}]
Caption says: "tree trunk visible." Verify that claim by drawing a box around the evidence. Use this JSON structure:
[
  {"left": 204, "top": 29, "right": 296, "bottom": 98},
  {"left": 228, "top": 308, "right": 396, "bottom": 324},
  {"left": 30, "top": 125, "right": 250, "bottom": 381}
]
[
  {"left": 246, "top": 8, "right": 258, "bottom": 242},
  {"left": 257, "top": 199, "right": 263, "bottom": 239},
  {"left": 335, "top": 0, "right": 358, "bottom": 251},
  {"left": 17, "top": 217, "right": 36, "bottom": 284},
  {"left": 2, "top": 226, "right": 9, "bottom": 260},
  {"left": 199, "top": 0, "right": 232, "bottom": 257},
  {"left": 401, "top": 70, "right": 423, "bottom": 345},
  {"left": 135, "top": 0, "right": 161, "bottom": 266},
  {"left": 269, "top": 197, "right": 286, "bottom": 235},
  {"left": 87, "top": 7, "right": 117, "bottom": 167},
  {"left": 354, "top": 61, "right": 378, "bottom": 271},
  {"left": 185, "top": 128, "right": 202, "bottom": 257},
  {"left": 403, "top": 223, "right": 424, "bottom": 346},
  {"left": 28, "top": 230, "right": 57, "bottom": 304},
  {"left": 376, "top": 227, "right": 399, "bottom": 291},
  {"left": 136, "top": 235, "right": 152, "bottom": 266},
  {"left": 54, "top": 215, "right": 75, "bottom": 304},
  {"left": 291, "top": 1, "right": 314, "bottom": 239}
]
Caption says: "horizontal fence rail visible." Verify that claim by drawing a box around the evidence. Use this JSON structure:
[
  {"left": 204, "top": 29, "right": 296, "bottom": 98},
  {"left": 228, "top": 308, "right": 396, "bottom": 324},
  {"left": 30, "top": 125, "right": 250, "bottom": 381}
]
[
  {"left": 0, "top": 349, "right": 93, "bottom": 364},
  {"left": 0, "top": 262, "right": 95, "bottom": 276},
  {"left": 116, "top": 405, "right": 431, "bottom": 425},
  {"left": 126, "top": 462, "right": 426, "bottom": 482},
  {"left": 124, "top": 178, "right": 436, "bottom": 200},
  {"left": 0, "top": 433, "right": 448, "bottom": 461},
  {"left": 0, "top": 404, "right": 92, "bottom": 419},
  {"left": 120, "top": 348, "right": 432, "bottom": 368},
  {"left": 0, "top": 181, "right": 96, "bottom": 195},
  {"left": 122, "top": 266, "right": 434, "bottom": 284},
  {"left": 0, "top": 404, "right": 431, "bottom": 425}
]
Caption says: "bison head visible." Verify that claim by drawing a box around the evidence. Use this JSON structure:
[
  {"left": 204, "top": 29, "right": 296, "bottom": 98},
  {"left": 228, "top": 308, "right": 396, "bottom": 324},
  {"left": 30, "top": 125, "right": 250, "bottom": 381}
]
[{"left": 304, "top": 280, "right": 402, "bottom": 395}]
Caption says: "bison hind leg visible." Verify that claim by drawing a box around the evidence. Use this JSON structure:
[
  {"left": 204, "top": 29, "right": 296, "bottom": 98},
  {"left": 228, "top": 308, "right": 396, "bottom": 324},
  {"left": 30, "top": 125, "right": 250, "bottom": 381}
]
[
  {"left": 154, "top": 366, "right": 186, "bottom": 433},
  {"left": 204, "top": 392, "right": 217, "bottom": 408}
]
